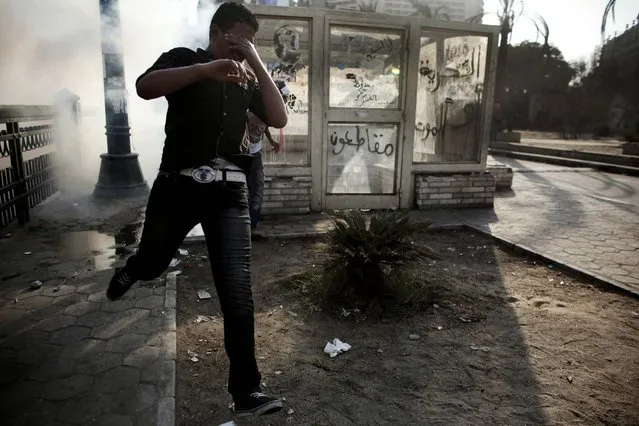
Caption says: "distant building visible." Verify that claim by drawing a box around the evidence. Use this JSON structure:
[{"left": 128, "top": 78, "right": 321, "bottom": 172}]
[
  {"left": 601, "top": 18, "right": 639, "bottom": 63},
  {"left": 377, "top": 0, "right": 483, "bottom": 21},
  {"left": 198, "top": 0, "right": 484, "bottom": 20},
  {"left": 599, "top": 19, "right": 639, "bottom": 135}
]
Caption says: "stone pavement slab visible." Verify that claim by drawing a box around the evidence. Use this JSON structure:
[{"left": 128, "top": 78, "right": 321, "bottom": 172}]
[{"left": 0, "top": 237, "right": 177, "bottom": 426}]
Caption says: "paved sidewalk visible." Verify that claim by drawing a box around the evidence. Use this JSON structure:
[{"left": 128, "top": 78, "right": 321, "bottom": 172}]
[
  {"left": 251, "top": 166, "right": 639, "bottom": 296},
  {"left": 428, "top": 174, "right": 639, "bottom": 295},
  {"left": 0, "top": 231, "right": 177, "bottom": 426}
]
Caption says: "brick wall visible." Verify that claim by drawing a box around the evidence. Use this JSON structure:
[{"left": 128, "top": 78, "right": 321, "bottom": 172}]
[
  {"left": 415, "top": 172, "right": 496, "bottom": 209},
  {"left": 262, "top": 175, "right": 311, "bottom": 215},
  {"left": 486, "top": 165, "right": 513, "bottom": 190}
]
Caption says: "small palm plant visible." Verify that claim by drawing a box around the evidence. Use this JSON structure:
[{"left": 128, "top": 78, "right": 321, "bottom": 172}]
[{"left": 321, "top": 210, "right": 437, "bottom": 307}]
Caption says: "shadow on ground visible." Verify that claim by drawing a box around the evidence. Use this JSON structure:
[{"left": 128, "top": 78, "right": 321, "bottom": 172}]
[{"left": 174, "top": 231, "right": 562, "bottom": 425}]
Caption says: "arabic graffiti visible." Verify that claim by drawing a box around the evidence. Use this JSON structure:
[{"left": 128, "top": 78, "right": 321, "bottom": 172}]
[
  {"left": 414, "top": 36, "right": 488, "bottom": 162},
  {"left": 285, "top": 93, "right": 306, "bottom": 114},
  {"left": 345, "top": 73, "right": 377, "bottom": 106},
  {"left": 366, "top": 37, "right": 393, "bottom": 62},
  {"left": 418, "top": 44, "right": 482, "bottom": 92},
  {"left": 415, "top": 122, "right": 440, "bottom": 141},
  {"left": 415, "top": 97, "right": 456, "bottom": 141},
  {"left": 329, "top": 125, "right": 394, "bottom": 156},
  {"left": 418, "top": 59, "right": 440, "bottom": 92}
]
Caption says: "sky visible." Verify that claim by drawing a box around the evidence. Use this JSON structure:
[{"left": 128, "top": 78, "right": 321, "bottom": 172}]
[{"left": 482, "top": 0, "right": 639, "bottom": 62}]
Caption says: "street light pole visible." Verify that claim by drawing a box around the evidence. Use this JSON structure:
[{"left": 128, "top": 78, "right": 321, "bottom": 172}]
[{"left": 94, "top": 0, "right": 148, "bottom": 198}]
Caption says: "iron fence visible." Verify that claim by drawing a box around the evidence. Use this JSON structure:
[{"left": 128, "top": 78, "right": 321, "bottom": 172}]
[{"left": 0, "top": 105, "right": 59, "bottom": 228}]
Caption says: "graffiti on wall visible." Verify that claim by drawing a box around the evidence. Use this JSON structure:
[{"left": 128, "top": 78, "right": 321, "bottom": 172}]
[
  {"left": 269, "top": 24, "right": 308, "bottom": 115},
  {"left": 329, "top": 125, "right": 394, "bottom": 156},
  {"left": 414, "top": 36, "right": 487, "bottom": 162},
  {"left": 271, "top": 25, "right": 306, "bottom": 82},
  {"left": 330, "top": 29, "right": 400, "bottom": 109},
  {"left": 345, "top": 73, "right": 378, "bottom": 106}
]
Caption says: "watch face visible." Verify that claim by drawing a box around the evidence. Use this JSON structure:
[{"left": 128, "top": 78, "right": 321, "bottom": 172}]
[{"left": 192, "top": 166, "right": 216, "bottom": 183}]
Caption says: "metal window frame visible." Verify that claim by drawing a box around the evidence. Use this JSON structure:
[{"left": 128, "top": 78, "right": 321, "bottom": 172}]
[{"left": 249, "top": 5, "right": 499, "bottom": 212}]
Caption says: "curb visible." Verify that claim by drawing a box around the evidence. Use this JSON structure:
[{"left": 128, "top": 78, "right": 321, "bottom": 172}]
[
  {"left": 489, "top": 149, "right": 639, "bottom": 176},
  {"left": 182, "top": 223, "right": 465, "bottom": 244},
  {"left": 157, "top": 271, "right": 179, "bottom": 426},
  {"left": 465, "top": 224, "right": 639, "bottom": 298}
]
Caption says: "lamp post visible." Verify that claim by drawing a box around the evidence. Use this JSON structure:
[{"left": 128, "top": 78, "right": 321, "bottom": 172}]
[{"left": 94, "top": 0, "right": 148, "bottom": 198}]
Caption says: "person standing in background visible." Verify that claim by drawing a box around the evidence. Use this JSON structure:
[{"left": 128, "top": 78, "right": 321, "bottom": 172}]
[{"left": 247, "top": 81, "right": 288, "bottom": 231}]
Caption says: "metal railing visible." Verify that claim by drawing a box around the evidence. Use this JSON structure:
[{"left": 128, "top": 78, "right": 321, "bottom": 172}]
[{"left": 0, "top": 105, "right": 59, "bottom": 228}]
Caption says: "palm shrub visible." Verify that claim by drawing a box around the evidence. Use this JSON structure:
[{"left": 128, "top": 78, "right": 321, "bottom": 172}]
[{"left": 320, "top": 210, "right": 438, "bottom": 308}]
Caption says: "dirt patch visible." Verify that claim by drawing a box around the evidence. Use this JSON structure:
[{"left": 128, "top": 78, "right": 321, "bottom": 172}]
[{"left": 176, "top": 230, "right": 639, "bottom": 425}]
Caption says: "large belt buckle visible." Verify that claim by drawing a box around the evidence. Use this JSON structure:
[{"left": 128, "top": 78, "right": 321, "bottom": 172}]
[{"left": 192, "top": 166, "right": 217, "bottom": 183}]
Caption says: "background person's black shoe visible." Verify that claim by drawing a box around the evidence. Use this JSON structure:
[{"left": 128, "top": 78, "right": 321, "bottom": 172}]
[
  {"left": 106, "top": 268, "right": 137, "bottom": 301},
  {"left": 250, "top": 232, "right": 265, "bottom": 241},
  {"left": 233, "top": 392, "right": 282, "bottom": 417}
]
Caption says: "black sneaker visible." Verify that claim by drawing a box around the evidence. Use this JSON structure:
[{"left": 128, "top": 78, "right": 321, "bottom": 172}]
[
  {"left": 106, "top": 268, "right": 137, "bottom": 301},
  {"left": 233, "top": 392, "right": 283, "bottom": 417}
]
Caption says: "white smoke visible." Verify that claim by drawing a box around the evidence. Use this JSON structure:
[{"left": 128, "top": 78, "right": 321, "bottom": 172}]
[{"left": 0, "top": 0, "right": 219, "bottom": 192}]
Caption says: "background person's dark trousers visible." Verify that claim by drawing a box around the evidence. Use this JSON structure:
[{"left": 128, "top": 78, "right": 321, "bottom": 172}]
[
  {"left": 247, "top": 151, "right": 264, "bottom": 229},
  {"left": 122, "top": 173, "right": 262, "bottom": 397}
]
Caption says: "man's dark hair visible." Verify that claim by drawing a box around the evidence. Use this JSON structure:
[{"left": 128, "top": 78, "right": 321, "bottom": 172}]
[{"left": 209, "top": 2, "right": 259, "bottom": 38}]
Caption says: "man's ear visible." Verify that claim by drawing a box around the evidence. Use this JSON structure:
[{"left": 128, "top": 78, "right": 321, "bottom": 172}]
[{"left": 210, "top": 24, "right": 221, "bottom": 41}]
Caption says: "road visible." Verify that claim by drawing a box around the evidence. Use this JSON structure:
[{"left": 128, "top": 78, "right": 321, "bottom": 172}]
[{"left": 491, "top": 156, "right": 639, "bottom": 207}]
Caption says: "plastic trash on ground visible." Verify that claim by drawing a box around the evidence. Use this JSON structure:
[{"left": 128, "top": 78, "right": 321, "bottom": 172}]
[
  {"left": 197, "top": 289, "right": 212, "bottom": 300},
  {"left": 324, "top": 338, "right": 351, "bottom": 358},
  {"left": 470, "top": 344, "right": 492, "bottom": 352}
]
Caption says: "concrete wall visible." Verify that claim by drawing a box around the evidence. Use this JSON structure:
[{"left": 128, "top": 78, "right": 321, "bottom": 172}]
[{"left": 415, "top": 172, "right": 496, "bottom": 209}]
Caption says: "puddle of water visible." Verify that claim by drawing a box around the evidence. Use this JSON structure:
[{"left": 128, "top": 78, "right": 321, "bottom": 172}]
[
  {"left": 60, "top": 231, "right": 116, "bottom": 271},
  {"left": 59, "top": 222, "right": 142, "bottom": 271}
]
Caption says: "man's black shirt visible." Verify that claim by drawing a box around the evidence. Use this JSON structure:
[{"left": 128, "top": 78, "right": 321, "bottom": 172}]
[{"left": 137, "top": 47, "right": 268, "bottom": 172}]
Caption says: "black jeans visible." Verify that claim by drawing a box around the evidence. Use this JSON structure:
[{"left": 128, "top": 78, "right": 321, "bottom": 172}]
[{"left": 124, "top": 173, "right": 261, "bottom": 398}]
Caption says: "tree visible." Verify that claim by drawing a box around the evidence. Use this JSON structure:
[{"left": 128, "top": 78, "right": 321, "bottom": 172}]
[
  {"left": 406, "top": 0, "right": 450, "bottom": 20},
  {"left": 501, "top": 42, "right": 575, "bottom": 129},
  {"left": 505, "top": 42, "right": 574, "bottom": 93},
  {"left": 467, "top": 0, "right": 549, "bottom": 100},
  {"left": 356, "top": 0, "right": 379, "bottom": 13}
]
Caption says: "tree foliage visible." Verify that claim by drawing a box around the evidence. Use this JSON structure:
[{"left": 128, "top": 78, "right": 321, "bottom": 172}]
[
  {"left": 601, "top": 0, "right": 616, "bottom": 41},
  {"left": 406, "top": 0, "right": 450, "bottom": 20}
]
